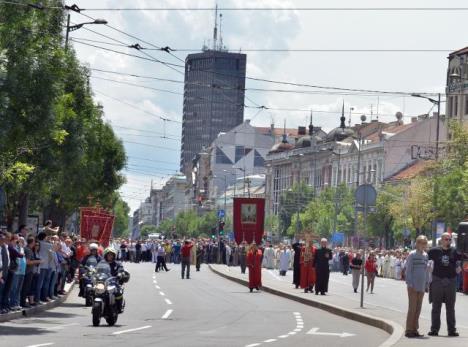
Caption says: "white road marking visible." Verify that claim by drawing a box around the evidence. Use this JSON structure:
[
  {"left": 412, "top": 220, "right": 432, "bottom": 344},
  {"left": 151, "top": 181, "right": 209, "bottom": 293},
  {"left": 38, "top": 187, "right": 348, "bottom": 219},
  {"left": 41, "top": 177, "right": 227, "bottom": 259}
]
[
  {"left": 278, "top": 335, "right": 289, "bottom": 338},
  {"left": 159, "top": 291, "right": 165, "bottom": 296},
  {"left": 288, "top": 331, "right": 297, "bottom": 335},
  {"left": 307, "top": 327, "right": 355, "bottom": 338},
  {"left": 153, "top": 280, "right": 157, "bottom": 284},
  {"left": 155, "top": 285, "right": 160, "bottom": 289},
  {"left": 245, "top": 344, "right": 261, "bottom": 347},
  {"left": 164, "top": 298, "right": 172, "bottom": 305},
  {"left": 161, "top": 309, "right": 173, "bottom": 319},
  {"left": 25, "top": 344, "right": 55, "bottom": 347},
  {"left": 264, "top": 339, "right": 277, "bottom": 343},
  {"left": 112, "top": 325, "right": 152, "bottom": 335},
  {"left": 46, "top": 323, "right": 79, "bottom": 330},
  {"left": 293, "top": 312, "right": 300, "bottom": 315}
]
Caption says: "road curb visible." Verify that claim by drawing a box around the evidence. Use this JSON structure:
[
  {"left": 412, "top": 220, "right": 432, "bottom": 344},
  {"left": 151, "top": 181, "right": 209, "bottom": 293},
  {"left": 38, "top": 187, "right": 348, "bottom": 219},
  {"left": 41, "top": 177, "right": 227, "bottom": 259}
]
[
  {"left": 209, "top": 265, "right": 403, "bottom": 347},
  {"left": 0, "top": 281, "right": 75, "bottom": 323}
]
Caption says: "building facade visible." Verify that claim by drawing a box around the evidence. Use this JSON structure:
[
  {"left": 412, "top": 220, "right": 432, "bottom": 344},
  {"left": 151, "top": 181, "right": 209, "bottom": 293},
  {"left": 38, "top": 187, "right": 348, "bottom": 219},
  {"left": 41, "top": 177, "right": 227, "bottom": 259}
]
[
  {"left": 446, "top": 46, "right": 468, "bottom": 123},
  {"left": 265, "top": 115, "right": 447, "bottom": 216},
  {"left": 161, "top": 174, "right": 187, "bottom": 220},
  {"left": 180, "top": 50, "right": 247, "bottom": 177}
]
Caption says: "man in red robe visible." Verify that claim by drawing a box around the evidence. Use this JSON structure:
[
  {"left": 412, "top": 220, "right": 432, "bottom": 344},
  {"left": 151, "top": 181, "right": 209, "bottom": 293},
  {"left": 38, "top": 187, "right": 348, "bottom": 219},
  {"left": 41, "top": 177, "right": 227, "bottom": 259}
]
[
  {"left": 300, "top": 241, "right": 317, "bottom": 293},
  {"left": 246, "top": 243, "right": 262, "bottom": 292}
]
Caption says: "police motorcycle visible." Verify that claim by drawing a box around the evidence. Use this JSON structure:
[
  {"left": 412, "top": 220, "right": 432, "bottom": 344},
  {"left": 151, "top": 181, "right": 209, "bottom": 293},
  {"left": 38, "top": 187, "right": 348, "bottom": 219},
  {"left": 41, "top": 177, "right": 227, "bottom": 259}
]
[
  {"left": 79, "top": 243, "right": 101, "bottom": 306},
  {"left": 92, "top": 248, "right": 130, "bottom": 327},
  {"left": 81, "top": 265, "right": 97, "bottom": 306}
]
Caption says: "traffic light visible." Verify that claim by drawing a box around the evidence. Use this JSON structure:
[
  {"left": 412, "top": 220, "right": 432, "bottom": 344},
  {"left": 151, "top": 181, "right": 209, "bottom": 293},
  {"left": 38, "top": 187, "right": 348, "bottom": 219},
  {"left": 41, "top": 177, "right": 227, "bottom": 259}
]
[
  {"left": 211, "top": 227, "right": 216, "bottom": 239},
  {"left": 219, "top": 221, "right": 225, "bottom": 235}
]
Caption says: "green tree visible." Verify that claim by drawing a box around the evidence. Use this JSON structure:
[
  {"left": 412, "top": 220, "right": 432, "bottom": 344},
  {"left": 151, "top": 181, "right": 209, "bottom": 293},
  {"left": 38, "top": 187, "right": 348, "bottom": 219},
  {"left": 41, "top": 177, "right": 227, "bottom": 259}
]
[
  {"left": 113, "top": 197, "right": 130, "bottom": 238},
  {"left": 141, "top": 224, "right": 158, "bottom": 238},
  {"left": 278, "top": 182, "right": 314, "bottom": 235}
]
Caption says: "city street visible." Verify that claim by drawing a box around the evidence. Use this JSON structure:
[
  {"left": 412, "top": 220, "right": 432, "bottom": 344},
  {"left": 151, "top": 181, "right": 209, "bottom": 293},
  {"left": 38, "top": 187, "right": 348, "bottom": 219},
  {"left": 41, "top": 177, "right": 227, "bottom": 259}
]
[{"left": 0, "top": 262, "right": 388, "bottom": 347}]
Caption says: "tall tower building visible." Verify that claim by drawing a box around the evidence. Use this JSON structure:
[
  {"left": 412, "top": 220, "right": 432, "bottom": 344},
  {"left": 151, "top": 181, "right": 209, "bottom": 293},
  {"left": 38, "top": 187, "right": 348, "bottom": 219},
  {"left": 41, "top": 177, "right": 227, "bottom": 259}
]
[{"left": 180, "top": 11, "right": 247, "bottom": 176}]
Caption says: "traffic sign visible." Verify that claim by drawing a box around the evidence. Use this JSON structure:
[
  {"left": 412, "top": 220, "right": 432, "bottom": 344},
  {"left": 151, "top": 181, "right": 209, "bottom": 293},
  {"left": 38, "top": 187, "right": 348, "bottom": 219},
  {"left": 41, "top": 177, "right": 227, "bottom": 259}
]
[
  {"left": 355, "top": 184, "right": 377, "bottom": 206},
  {"left": 217, "top": 209, "right": 225, "bottom": 218}
]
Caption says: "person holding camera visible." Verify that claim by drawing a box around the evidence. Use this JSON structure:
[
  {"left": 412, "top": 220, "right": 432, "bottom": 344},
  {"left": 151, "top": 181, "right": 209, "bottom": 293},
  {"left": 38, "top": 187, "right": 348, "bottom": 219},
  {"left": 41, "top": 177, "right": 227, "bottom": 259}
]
[{"left": 428, "top": 232, "right": 462, "bottom": 337}]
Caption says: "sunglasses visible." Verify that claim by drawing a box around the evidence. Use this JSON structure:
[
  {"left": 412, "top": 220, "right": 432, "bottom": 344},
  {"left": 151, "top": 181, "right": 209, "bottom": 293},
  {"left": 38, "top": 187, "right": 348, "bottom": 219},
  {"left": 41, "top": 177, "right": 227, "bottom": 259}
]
[{"left": 443, "top": 238, "right": 452, "bottom": 241}]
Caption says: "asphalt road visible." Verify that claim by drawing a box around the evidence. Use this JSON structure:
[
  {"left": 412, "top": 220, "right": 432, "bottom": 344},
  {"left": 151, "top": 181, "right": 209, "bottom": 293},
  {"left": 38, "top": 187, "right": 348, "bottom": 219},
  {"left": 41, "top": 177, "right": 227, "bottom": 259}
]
[{"left": 0, "top": 262, "right": 388, "bottom": 347}]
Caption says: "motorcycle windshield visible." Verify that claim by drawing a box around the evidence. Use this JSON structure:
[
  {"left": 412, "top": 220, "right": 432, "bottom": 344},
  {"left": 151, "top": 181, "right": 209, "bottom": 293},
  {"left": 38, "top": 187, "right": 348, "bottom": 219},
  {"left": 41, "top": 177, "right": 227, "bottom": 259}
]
[{"left": 95, "top": 262, "right": 112, "bottom": 277}]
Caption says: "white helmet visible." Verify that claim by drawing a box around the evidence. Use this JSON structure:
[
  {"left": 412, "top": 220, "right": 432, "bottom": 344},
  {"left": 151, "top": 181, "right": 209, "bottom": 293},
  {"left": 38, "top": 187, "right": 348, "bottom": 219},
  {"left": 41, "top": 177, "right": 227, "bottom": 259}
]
[{"left": 89, "top": 243, "right": 99, "bottom": 251}]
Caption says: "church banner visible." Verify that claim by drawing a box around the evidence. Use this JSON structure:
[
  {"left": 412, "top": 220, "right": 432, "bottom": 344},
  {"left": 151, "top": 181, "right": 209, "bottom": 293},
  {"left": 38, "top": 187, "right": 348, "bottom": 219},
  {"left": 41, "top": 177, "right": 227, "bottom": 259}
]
[
  {"left": 233, "top": 198, "right": 265, "bottom": 245},
  {"left": 80, "top": 207, "right": 115, "bottom": 247}
]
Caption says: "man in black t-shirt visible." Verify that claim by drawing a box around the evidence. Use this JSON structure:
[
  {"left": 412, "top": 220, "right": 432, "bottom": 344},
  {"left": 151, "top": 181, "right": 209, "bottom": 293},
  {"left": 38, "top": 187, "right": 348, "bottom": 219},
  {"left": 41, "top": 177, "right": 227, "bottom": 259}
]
[{"left": 428, "top": 233, "right": 462, "bottom": 337}]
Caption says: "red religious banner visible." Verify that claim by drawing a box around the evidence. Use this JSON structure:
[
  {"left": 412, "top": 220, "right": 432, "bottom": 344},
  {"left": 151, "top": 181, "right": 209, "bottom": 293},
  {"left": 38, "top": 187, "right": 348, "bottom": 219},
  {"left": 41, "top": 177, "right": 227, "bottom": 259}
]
[
  {"left": 80, "top": 207, "right": 115, "bottom": 247},
  {"left": 233, "top": 198, "right": 265, "bottom": 245}
]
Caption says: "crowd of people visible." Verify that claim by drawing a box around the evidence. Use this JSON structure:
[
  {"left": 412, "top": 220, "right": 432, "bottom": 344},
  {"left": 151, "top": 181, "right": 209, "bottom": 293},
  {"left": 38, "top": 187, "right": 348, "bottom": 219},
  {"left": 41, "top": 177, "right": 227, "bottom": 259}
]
[
  {"left": 0, "top": 222, "right": 76, "bottom": 315},
  {"left": 1, "top": 225, "right": 465, "bottom": 339}
]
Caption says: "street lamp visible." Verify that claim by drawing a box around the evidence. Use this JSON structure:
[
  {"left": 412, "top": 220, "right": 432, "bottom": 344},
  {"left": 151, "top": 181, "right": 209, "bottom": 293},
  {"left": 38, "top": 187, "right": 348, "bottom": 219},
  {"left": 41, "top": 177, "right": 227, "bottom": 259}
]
[
  {"left": 411, "top": 93, "right": 441, "bottom": 160},
  {"left": 411, "top": 93, "right": 442, "bottom": 248},
  {"left": 65, "top": 15, "right": 108, "bottom": 50}
]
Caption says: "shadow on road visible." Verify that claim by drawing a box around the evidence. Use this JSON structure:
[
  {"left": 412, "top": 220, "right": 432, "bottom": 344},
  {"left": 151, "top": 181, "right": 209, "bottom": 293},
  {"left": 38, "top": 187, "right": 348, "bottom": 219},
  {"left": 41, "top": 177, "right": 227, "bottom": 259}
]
[{"left": 0, "top": 326, "right": 52, "bottom": 336}]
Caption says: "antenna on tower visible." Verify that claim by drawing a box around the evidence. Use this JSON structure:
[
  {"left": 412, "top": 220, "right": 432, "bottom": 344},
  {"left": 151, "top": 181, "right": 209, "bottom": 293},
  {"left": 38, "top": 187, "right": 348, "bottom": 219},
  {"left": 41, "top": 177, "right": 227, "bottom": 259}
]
[
  {"left": 219, "top": 13, "right": 224, "bottom": 51},
  {"left": 213, "top": 4, "right": 218, "bottom": 51}
]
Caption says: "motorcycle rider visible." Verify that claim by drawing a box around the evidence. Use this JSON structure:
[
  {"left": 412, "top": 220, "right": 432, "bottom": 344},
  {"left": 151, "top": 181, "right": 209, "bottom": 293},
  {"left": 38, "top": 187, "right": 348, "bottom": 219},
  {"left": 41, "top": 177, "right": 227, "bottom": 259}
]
[
  {"left": 79, "top": 243, "right": 102, "bottom": 297},
  {"left": 99, "top": 247, "right": 127, "bottom": 313}
]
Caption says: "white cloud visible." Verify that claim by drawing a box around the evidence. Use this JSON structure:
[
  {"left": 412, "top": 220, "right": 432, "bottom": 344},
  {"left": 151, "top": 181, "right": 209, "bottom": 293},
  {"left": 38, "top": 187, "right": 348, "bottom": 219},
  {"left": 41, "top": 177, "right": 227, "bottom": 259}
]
[{"left": 71, "top": 0, "right": 466, "bottom": 212}]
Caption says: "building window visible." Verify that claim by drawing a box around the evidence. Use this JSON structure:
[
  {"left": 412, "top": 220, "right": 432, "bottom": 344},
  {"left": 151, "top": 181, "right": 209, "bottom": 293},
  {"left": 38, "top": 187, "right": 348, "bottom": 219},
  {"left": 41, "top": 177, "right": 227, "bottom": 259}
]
[
  {"left": 465, "top": 96, "right": 468, "bottom": 115},
  {"left": 254, "top": 150, "right": 265, "bottom": 167},
  {"left": 215, "top": 147, "right": 233, "bottom": 164},
  {"left": 235, "top": 146, "right": 244, "bottom": 162},
  {"left": 454, "top": 96, "right": 458, "bottom": 116}
]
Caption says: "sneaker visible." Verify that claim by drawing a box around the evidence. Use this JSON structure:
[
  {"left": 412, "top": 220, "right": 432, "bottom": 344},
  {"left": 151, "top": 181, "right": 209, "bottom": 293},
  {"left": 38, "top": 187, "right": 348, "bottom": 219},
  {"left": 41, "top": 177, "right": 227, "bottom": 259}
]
[
  {"left": 428, "top": 331, "right": 438, "bottom": 336},
  {"left": 448, "top": 331, "right": 459, "bottom": 337},
  {"left": 354, "top": 288, "right": 357, "bottom": 293}
]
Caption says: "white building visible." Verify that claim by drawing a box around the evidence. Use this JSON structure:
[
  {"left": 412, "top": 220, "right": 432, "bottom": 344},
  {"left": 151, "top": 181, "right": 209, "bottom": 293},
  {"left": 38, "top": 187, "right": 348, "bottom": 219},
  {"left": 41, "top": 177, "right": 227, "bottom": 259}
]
[
  {"left": 207, "top": 120, "right": 276, "bottom": 201},
  {"left": 265, "top": 114, "right": 447, "bottom": 216},
  {"left": 161, "top": 174, "right": 187, "bottom": 220}
]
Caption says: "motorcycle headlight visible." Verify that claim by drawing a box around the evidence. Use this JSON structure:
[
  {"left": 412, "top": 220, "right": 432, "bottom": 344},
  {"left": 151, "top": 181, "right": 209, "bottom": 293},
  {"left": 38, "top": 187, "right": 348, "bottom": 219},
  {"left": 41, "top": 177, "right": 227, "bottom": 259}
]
[
  {"left": 95, "top": 283, "right": 105, "bottom": 294},
  {"left": 107, "top": 285, "right": 116, "bottom": 292}
]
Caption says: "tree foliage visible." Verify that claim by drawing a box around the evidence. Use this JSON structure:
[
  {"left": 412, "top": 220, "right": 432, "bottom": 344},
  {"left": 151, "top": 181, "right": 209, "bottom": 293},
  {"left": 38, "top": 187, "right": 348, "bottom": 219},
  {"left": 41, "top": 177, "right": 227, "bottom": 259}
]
[{"left": 0, "top": 2, "right": 126, "bottom": 229}]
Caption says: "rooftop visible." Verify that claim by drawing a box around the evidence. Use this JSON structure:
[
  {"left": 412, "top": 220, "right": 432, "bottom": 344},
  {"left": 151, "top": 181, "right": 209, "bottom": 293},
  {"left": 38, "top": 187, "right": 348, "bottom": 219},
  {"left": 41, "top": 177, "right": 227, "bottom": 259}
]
[
  {"left": 386, "top": 160, "right": 434, "bottom": 181},
  {"left": 448, "top": 46, "right": 468, "bottom": 57}
]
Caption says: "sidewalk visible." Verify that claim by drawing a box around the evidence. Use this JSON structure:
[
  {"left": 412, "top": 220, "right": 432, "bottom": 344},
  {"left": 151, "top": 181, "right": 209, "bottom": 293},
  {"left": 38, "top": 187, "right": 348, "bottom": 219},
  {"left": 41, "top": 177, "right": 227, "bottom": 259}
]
[
  {"left": 210, "top": 264, "right": 468, "bottom": 347},
  {"left": 0, "top": 281, "right": 75, "bottom": 323}
]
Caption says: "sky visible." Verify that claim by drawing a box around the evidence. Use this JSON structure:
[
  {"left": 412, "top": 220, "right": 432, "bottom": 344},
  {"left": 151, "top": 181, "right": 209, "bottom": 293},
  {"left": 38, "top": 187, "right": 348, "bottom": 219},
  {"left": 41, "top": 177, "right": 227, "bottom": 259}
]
[{"left": 68, "top": 0, "right": 468, "bottom": 213}]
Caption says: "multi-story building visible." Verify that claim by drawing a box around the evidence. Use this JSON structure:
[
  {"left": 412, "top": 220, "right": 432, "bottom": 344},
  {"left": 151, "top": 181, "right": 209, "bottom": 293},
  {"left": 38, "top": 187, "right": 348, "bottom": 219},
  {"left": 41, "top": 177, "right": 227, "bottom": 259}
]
[
  {"left": 265, "top": 113, "right": 447, "bottom": 216},
  {"left": 186, "top": 120, "right": 309, "bottom": 209},
  {"left": 161, "top": 174, "right": 187, "bottom": 220},
  {"left": 150, "top": 189, "right": 164, "bottom": 227},
  {"left": 446, "top": 46, "right": 468, "bottom": 123},
  {"left": 139, "top": 198, "right": 153, "bottom": 226},
  {"left": 180, "top": 49, "right": 247, "bottom": 177}
]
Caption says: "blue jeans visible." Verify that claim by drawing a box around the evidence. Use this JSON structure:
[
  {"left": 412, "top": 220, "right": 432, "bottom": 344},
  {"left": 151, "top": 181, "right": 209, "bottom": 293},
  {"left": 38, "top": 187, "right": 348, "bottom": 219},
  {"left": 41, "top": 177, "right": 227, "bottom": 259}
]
[
  {"left": 10, "top": 273, "right": 25, "bottom": 307},
  {"left": 35, "top": 268, "right": 51, "bottom": 302},
  {"left": 48, "top": 271, "right": 57, "bottom": 298}
]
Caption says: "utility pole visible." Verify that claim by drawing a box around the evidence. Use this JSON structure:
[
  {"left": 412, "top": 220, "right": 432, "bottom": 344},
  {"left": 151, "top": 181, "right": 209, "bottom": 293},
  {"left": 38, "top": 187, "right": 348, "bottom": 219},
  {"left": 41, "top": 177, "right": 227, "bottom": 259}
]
[{"left": 65, "top": 13, "right": 71, "bottom": 50}]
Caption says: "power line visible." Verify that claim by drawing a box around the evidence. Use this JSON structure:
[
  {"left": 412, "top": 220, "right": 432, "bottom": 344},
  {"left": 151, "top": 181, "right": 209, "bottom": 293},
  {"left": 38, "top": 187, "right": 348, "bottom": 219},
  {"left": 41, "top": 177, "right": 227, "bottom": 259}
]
[
  {"left": 70, "top": 8, "right": 186, "bottom": 67},
  {"left": 68, "top": 37, "right": 438, "bottom": 97},
  {"left": 70, "top": 6, "right": 468, "bottom": 12},
  {"left": 94, "top": 89, "right": 181, "bottom": 123},
  {"left": 68, "top": 38, "right": 454, "bottom": 53}
]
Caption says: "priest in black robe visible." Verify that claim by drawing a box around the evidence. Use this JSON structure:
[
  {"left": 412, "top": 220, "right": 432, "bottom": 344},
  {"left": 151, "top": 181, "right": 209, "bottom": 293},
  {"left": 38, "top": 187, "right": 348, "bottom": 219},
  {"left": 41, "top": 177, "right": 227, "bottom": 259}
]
[
  {"left": 292, "top": 241, "right": 302, "bottom": 289},
  {"left": 315, "top": 238, "right": 333, "bottom": 295}
]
